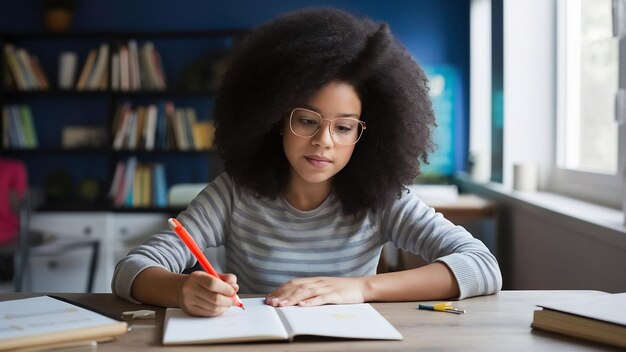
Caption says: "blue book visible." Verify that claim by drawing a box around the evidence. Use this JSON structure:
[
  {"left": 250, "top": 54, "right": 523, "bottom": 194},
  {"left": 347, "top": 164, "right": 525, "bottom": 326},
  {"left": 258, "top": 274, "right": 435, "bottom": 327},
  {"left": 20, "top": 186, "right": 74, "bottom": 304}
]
[
  {"left": 153, "top": 163, "right": 167, "bottom": 207},
  {"left": 155, "top": 102, "right": 167, "bottom": 150},
  {"left": 123, "top": 157, "right": 137, "bottom": 207}
]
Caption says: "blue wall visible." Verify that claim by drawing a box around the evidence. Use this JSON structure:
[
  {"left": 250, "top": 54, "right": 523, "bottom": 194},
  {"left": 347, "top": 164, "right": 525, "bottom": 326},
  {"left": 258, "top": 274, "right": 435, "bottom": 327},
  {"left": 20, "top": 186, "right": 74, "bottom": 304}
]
[{"left": 1, "top": 0, "right": 470, "bottom": 176}]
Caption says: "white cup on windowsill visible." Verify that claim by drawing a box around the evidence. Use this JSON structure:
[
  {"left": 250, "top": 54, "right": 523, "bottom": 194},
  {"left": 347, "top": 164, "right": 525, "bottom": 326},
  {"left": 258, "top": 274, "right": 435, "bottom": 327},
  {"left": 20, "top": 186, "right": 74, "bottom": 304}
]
[{"left": 513, "top": 163, "right": 538, "bottom": 192}]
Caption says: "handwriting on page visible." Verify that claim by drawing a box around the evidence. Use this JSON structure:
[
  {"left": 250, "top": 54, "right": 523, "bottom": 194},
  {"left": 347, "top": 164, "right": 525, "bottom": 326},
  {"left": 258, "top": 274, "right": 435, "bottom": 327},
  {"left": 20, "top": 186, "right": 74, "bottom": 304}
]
[{"left": 4, "top": 307, "right": 78, "bottom": 319}]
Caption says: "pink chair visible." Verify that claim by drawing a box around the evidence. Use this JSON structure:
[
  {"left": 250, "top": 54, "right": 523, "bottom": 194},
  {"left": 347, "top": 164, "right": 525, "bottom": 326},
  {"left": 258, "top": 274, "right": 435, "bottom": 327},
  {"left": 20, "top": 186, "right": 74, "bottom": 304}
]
[{"left": 0, "top": 158, "right": 99, "bottom": 292}]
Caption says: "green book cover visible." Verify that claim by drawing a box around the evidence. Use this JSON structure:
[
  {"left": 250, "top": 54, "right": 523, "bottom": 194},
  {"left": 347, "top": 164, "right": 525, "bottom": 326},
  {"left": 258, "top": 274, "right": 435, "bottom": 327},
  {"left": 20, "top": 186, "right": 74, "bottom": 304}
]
[{"left": 19, "top": 105, "right": 38, "bottom": 148}]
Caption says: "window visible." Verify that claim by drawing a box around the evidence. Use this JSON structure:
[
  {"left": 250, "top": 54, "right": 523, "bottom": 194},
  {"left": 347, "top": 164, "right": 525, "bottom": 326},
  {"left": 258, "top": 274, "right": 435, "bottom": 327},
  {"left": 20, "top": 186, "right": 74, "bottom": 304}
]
[{"left": 552, "top": 0, "right": 624, "bottom": 208}]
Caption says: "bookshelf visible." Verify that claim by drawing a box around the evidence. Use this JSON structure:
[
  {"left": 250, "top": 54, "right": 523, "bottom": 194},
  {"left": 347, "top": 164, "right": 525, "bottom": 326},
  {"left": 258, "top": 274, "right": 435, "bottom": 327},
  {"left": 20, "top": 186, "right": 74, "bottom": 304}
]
[{"left": 0, "top": 29, "right": 246, "bottom": 212}]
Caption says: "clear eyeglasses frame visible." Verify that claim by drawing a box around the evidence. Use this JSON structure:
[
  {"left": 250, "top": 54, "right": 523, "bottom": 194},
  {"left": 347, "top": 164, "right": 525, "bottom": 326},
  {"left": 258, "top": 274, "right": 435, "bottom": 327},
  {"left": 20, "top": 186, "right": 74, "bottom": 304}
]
[{"left": 288, "top": 108, "right": 367, "bottom": 145}]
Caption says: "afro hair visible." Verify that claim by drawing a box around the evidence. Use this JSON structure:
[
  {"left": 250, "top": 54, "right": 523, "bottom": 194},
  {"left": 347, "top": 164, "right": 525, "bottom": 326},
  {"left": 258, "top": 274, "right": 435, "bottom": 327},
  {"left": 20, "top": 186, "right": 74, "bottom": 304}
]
[{"left": 213, "top": 8, "right": 436, "bottom": 215}]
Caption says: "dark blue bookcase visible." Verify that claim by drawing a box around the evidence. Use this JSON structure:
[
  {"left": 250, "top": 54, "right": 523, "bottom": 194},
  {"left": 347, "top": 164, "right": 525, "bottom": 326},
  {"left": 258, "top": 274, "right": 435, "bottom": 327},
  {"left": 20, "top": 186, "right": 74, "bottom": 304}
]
[{"left": 0, "top": 29, "right": 246, "bottom": 212}]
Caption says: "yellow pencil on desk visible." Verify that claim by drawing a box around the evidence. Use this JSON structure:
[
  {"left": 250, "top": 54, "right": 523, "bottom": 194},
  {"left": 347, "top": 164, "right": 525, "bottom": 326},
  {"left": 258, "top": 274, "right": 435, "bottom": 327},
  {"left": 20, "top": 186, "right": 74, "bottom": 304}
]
[{"left": 418, "top": 302, "right": 465, "bottom": 314}]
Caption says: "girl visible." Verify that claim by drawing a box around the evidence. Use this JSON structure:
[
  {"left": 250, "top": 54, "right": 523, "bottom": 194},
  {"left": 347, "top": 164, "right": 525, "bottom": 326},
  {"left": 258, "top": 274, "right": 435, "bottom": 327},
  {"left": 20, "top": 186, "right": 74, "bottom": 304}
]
[{"left": 112, "top": 8, "right": 501, "bottom": 317}]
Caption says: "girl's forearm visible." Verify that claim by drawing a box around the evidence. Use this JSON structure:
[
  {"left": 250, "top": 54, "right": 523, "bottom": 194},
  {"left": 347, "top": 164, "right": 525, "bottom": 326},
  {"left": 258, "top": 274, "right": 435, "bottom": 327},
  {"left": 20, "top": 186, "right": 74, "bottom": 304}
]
[
  {"left": 362, "top": 262, "right": 460, "bottom": 302},
  {"left": 131, "top": 266, "right": 188, "bottom": 307}
]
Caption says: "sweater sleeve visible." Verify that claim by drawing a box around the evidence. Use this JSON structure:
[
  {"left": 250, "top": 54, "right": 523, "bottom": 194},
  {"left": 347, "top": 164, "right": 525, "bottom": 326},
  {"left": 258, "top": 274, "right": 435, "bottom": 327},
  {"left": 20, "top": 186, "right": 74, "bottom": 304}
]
[
  {"left": 111, "top": 173, "right": 235, "bottom": 303},
  {"left": 379, "top": 191, "right": 502, "bottom": 299}
]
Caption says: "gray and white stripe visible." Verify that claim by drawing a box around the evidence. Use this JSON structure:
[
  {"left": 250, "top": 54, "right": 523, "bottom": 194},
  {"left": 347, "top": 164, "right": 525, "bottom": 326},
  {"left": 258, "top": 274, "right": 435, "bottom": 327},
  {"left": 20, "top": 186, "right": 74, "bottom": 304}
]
[{"left": 112, "top": 173, "right": 502, "bottom": 303}]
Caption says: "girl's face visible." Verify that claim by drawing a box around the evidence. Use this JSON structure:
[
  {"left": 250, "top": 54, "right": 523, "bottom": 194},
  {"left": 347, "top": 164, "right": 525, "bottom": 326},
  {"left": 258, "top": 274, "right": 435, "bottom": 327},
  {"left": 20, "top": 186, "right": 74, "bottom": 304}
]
[{"left": 282, "top": 81, "right": 362, "bottom": 189}]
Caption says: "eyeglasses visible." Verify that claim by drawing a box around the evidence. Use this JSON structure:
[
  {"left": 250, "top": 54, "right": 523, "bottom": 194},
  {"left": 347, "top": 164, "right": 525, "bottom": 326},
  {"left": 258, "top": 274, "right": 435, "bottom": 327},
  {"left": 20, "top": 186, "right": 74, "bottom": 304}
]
[{"left": 288, "top": 108, "right": 366, "bottom": 145}]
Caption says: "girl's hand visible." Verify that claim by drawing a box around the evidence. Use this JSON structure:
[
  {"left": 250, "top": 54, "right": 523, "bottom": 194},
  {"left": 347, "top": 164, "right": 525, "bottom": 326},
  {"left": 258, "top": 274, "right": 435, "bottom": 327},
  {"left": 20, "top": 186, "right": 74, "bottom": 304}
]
[
  {"left": 179, "top": 271, "right": 239, "bottom": 317},
  {"left": 265, "top": 277, "right": 366, "bottom": 307}
]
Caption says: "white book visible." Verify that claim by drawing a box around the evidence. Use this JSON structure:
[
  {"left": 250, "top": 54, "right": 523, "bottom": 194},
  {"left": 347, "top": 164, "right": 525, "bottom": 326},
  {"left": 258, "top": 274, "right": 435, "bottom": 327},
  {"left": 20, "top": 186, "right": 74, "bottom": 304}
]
[
  {"left": 58, "top": 51, "right": 78, "bottom": 89},
  {"left": 163, "top": 298, "right": 402, "bottom": 345}
]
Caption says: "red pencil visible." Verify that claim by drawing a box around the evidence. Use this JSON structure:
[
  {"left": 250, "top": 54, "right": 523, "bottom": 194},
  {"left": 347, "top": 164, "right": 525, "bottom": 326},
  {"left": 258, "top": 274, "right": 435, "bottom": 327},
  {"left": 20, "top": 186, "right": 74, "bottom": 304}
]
[{"left": 168, "top": 218, "right": 245, "bottom": 309}]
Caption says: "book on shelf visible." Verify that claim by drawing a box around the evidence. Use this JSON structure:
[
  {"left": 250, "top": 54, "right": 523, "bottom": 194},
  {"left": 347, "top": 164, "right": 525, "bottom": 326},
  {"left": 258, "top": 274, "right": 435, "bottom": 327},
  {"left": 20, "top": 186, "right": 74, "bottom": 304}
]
[
  {"left": 1, "top": 104, "right": 37, "bottom": 149},
  {"left": 119, "top": 45, "right": 130, "bottom": 91},
  {"left": 163, "top": 298, "right": 402, "bottom": 345},
  {"left": 132, "top": 164, "right": 143, "bottom": 208},
  {"left": 126, "top": 110, "right": 138, "bottom": 150},
  {"left": 110, "top": 157, "right": 168, "bottom": 208},
  {"left": 108, "top": 160, "right": 125, "bottom": 199},
  {"left": 128, "top": 40, "right": 141, "bottom": 90},
  {"left": 135, "top": 106, "right": 146, "bottom": 149},
  {"left": 3, "top": 44, "right": 26, "bottom": 89},
  {"left": 29, "top": 56, "right": 50, "bottom": 90},
  {"left": 151, "top": 44, "right": 167, "bottom": 88},
  {"left": 111, "top": 102, "right": 206, "bottom": 151},
  {"left": 82, "top": 43, "right": 109, "bottom": 90},
  {"left": 116, "top": 156, "right": 137, "bottom": 207},
  {"left": 108, "top": 40, "right": 166, "bottom": 91},
  {"left": 144, "top": 104, "right": 158, "bottom": 150},
  {"left": 3, "top": 44, "right": 49, "bottom": 91},
  {"left": 58, "top": 51, "right": 78, "bottom": 89},
  {"left": 532, "top": 292, "right": 626, "bottom": 348},
  {"left": 61, "top": 126, "right": 106, "bottom": 149},
  {"left": 192, "top": 120, "right": 216, "bottom": 150},
  {"left": 15, "top": 48, "right": 39, "bottom": 89},
  {"left": 18, "top": 105, "right": 38, "bottom": 147},
  {"left": 75, "top": 49, "right": 97, "bottom": 90},
  {"left": 0, "top": 295, "right": 127, "bottom": 351},
  {"left": 138, "top": 41, "right": 166, "bottom": 90},
  {"left": 172, "top": 108, "right": 188, "bottom": 150},
  {"left": 152, "top": 163, "right": 167, "bottom": 207},
  {"left": 111, "top": 51, "right": 120, "bottom": 90}
]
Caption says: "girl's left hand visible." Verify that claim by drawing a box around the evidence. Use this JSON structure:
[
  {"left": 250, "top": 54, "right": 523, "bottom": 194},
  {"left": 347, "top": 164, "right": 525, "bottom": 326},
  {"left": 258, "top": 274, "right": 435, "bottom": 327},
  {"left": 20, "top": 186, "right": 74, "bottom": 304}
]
[{"left": 265, "top": 277, "right": 367, "bottom": 307}]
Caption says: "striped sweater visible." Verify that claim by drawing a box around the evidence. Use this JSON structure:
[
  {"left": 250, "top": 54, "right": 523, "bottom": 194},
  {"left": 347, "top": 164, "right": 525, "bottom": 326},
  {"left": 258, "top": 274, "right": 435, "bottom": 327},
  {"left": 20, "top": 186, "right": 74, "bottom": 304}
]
[{"left": 112, "top": 173, "right": 502, "bottom": 303}]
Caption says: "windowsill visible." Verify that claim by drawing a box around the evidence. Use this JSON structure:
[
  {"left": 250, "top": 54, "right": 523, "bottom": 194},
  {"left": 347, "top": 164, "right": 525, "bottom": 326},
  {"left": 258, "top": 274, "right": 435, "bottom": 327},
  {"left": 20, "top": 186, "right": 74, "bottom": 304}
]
[{"left": 454, "top": 173, "right": 626, "bottom": 237}]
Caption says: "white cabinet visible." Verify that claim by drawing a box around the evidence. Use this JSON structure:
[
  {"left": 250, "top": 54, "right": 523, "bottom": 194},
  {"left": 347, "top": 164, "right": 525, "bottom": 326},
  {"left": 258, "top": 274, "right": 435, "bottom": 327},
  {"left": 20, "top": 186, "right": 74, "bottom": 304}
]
[{"left": 28, "top": 212, "right": 168, "bottom": 293}]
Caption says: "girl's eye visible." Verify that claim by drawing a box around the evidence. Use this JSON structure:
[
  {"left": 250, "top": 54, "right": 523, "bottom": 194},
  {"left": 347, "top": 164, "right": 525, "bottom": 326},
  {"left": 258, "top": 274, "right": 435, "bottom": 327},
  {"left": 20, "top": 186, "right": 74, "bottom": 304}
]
[
  {"left": 298, "top": 118, "right": 319, "bottom": 126},
  {"left": 335, "top": 125, "right": 353, "bottom": 134}
]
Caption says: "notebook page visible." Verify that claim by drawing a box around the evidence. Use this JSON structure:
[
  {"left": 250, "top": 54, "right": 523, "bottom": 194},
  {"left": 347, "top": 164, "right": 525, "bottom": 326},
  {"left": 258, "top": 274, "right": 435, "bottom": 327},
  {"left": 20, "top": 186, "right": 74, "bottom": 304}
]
[
  {"left": 277, "top": 303, "right": 403, "bottom": 340},
  {"left": 163, "top": 298, "right": 288, "bottom": 345},
  {"left": 0, "top": 296, "right": 123, "bottom": 340}
]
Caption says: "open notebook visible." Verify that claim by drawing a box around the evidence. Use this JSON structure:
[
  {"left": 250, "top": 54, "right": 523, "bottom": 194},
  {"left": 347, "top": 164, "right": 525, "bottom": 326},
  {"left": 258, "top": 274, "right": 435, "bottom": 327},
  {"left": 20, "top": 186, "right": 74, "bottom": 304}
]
[
  {"left": 163, "top": 298, "right": 403, "bottom": 345},
  {"left": 0, "top": 295, "right": 128, "bottom": 350}
]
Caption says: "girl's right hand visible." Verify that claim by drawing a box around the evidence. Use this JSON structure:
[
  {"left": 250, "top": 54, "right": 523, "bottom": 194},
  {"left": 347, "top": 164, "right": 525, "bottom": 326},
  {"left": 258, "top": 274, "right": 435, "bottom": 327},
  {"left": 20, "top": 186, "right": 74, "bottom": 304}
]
[{"left": 179, "top": 271, "right": 239, "bottom": 317}]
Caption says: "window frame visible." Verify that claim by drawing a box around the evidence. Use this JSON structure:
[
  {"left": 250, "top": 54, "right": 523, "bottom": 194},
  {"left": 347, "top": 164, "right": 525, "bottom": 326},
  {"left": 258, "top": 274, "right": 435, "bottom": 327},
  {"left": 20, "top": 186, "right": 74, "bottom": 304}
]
[{"left": 549, "top": 0, "right": 625, "bottom": 209}]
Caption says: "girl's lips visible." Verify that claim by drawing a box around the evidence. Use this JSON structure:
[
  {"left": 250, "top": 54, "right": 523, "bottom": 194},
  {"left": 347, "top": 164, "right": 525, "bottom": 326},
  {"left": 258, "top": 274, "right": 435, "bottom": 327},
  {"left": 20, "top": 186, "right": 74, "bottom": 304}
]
[{"left": 305, "top": 156, "right": 331, "bottom": 168}]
